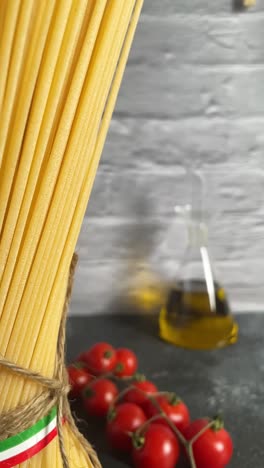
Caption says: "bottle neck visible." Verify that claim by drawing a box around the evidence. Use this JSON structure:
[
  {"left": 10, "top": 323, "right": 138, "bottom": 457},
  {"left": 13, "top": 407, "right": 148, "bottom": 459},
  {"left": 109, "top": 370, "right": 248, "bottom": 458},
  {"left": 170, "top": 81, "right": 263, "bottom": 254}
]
[{"left": 187, "top": 221, "right": 208, "bottom": 247}]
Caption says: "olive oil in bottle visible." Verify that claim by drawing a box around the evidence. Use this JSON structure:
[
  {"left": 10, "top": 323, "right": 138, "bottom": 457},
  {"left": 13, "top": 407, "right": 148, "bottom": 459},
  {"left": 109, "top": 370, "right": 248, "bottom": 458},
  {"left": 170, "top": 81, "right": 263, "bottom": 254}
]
[{"left": 159, "top": 279, "right": 238, "bottom": 350}]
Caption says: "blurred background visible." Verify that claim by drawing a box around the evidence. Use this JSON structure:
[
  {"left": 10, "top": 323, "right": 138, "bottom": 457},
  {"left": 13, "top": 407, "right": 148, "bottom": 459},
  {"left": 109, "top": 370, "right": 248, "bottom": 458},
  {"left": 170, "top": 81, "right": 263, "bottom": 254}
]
[{"left": 71, "top": 0, "right": 264, "bottom": 315}]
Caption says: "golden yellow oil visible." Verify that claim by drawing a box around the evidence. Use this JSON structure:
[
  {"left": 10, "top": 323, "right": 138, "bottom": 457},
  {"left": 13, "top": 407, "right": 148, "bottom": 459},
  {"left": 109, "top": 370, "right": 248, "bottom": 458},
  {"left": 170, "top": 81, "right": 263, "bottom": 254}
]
[
  {"left": 159, "top": 280, "right": 238, "bottom": 350},
  {"left": 126, "top": 270, "right": 166, "bottom": 312}
]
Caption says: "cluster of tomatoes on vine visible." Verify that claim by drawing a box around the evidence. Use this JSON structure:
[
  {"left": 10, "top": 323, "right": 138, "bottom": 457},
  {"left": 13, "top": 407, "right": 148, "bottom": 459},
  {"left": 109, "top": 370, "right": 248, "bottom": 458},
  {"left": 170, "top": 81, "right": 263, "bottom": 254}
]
[{"left": 67, "top": 342, "right": 233, "bottom": 468}]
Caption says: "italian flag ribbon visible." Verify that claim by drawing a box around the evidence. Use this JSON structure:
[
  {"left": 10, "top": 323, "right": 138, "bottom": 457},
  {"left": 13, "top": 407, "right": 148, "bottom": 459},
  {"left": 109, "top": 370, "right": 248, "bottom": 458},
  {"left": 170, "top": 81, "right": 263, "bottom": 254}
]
[{"left": 0, "top": 407, "right": 58, "bottom": 467}]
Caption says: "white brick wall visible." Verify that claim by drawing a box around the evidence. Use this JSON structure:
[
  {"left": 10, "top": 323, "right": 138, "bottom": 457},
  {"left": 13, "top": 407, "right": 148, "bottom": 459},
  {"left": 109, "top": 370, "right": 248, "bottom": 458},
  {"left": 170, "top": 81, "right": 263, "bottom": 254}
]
[{"left": 72, "top": 0, "right": 264, "bottom": 314}]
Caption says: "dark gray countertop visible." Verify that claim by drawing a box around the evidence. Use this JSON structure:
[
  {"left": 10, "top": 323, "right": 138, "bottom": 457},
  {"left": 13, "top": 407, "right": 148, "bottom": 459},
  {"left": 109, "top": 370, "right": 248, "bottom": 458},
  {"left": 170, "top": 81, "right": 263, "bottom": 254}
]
[{"left": 66, "top": 313, "right": 264, "bottom": 468}]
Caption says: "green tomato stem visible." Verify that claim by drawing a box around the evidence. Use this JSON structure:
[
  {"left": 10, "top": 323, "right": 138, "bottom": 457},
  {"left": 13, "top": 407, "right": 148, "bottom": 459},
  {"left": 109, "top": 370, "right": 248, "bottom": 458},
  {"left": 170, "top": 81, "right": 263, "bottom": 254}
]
[
  {"left": 135, "top": 414, "right": 163, "bottom": 438},
  {"left": 151, "top": 391, "right": 181, "bottom": 405},
  {"left": 146, "top": 394, "right": 187, "bottom": 446},
  {"left": 108, "top": 384, "right": 136, "bottom": 416},
  {"left": 187, "top": 419, "right": 216, "bottom": 468}
]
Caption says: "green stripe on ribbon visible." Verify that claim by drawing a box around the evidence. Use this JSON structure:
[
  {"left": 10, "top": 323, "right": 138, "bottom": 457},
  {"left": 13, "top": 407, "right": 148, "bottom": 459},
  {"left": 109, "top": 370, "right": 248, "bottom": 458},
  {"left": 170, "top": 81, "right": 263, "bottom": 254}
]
[{"left": 0, "top": 407, "right": 57, "bottom": 452}]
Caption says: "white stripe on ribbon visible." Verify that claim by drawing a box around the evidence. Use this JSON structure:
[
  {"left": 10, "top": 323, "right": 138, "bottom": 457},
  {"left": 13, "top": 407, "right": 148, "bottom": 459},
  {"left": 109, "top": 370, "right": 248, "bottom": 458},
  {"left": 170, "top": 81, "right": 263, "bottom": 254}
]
[{"left": 0, "top": 415, "right": 57, "bottom": 461}]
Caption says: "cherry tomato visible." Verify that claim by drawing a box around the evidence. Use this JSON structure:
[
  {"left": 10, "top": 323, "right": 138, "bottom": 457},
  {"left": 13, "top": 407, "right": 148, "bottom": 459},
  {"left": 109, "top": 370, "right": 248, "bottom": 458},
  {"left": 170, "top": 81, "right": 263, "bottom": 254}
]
[
  {"left": 132, "top": 423, "right": 180, "bottom": 468},
  {"left": 107, "top": 403, "right": 147, "bottom": 453},
  {"left": 76, "top": 352, "right": 89, "bottom": 368},
  {"left": 114, "top": 348, "right": 138, "bottom": 377},
  {"left": 144, "top": 395, "right": 190, "bottom": 433},
  {"left": 83, "top": 379, "right": 118, "bottom": 417},
  {"left": 123, "top": 380, "right": 158, "bottom": 410},
  {"left": 183, "top": 418, "right": 233, "bottom": 468},
  {"left": 67, "top": 364, "right": 93, "bottom": 398},
  {"left": 82, "top": 342, "right": 117, "bottom": 375}
]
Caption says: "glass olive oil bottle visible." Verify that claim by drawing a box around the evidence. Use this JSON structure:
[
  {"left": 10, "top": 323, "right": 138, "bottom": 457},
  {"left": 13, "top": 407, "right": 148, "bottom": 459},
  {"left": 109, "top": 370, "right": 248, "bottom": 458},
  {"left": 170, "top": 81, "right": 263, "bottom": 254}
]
[{"left": 159, "top": 172, "right": 238, "bottom": 350}]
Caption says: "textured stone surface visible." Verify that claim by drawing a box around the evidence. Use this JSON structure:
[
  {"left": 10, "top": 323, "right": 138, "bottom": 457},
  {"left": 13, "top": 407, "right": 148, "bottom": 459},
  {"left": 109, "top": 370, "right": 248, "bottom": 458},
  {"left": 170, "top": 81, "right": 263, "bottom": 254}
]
[
  {"left": 115, "top": 66, "right": 264, "bottom": 119},
  {"left": 130, "top": 16, "right": 264, "bottom": 66},
  {"left": 73, "top": 0, "right": 264, "bottom": 314},
  {"left": 100, "top": 117, "right": 264, "bottom": 169},
  {"left": 86, "top": 168, "right": 263, "bottom": 217},
  {"left": 142, "top": 0, "right": 264, "bottom": 15},
  {"left": 67, "top": 314, "right": 264, "bottom": 468}
]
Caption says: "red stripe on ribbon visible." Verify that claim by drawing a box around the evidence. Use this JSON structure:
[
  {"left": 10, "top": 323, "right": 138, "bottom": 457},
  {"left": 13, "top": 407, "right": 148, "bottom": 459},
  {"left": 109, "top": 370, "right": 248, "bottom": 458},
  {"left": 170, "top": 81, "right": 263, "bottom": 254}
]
[{"left": 0, "top": 427, "right": 58, "bottom": 468}]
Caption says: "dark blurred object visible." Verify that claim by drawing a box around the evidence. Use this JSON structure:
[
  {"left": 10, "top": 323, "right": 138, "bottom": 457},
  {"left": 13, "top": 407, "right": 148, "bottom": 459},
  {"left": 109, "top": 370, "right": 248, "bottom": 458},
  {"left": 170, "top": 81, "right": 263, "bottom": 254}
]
[
  {"left": 232, "top": 0, "right": 256, "bottom": 11},
  {"left": 124, "top": 192, "right": 158, "bottom": 259},
  {"left": 121, "top": 191, "right": 166, "bottom": 312}
]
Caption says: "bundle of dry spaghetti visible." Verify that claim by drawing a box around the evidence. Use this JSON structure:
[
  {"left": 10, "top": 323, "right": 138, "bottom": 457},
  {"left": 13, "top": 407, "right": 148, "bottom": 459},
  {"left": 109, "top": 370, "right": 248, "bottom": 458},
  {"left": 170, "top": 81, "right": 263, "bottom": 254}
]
[{"left": 0, "top": 0, "right": 143, "bottom": 466}]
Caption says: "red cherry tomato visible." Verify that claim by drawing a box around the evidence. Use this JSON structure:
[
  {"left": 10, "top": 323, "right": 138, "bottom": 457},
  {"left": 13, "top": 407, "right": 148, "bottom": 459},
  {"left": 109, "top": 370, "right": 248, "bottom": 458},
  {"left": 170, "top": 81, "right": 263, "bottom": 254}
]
[
  {"left": 123, "top": 380, "right": 158, "bottom": 410},
  {"left": 82, "top": 342, "right": 117, "bottom": 375},
  {"left": 107, "top": 403, "right": 147, "bottom": 453},
  {"left": 132, "top": 423, "right": 180, "bottom": 468},
  {"left": 76, "top": 352, "right": 89, "bottom": 367},
  {"left": 67, "top": 364, "right": 93, "bottom": 398},
  {"left": 144, "top": 395, "right": 190, "bottom": 433},
  {"left": 83, "top": 379, "right": 118, "bottom": 418},
  {"left": 183, "top": 418, "right": 233, "bottom": 468},
  {"left": 114, "top": 348, "right": 138, "bottom": 377}
]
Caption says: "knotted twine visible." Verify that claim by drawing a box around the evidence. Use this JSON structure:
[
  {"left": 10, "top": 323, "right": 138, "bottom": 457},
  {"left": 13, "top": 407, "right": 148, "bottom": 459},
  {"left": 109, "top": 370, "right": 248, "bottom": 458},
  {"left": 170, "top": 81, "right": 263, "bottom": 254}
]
[{"left": 0, "top": 253, "right": 102, "bottom": 468}]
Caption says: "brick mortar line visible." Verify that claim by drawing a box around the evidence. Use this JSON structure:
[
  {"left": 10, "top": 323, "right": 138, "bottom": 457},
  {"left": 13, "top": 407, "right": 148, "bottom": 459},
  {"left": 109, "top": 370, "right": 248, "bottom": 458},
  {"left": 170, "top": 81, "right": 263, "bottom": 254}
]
[
  {"left": 140, "top": 12, "right": 264, "bottom": 22},
  {"left": 111, "top": 115, "right": 264, "bottom": 123}
]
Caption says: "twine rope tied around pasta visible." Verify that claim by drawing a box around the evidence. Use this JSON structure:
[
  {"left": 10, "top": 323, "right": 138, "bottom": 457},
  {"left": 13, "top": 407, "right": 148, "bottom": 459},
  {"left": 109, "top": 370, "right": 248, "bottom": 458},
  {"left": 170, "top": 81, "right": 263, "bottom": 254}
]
[{"left": 0, "top": 253, "right": 101, "bottom": 468}]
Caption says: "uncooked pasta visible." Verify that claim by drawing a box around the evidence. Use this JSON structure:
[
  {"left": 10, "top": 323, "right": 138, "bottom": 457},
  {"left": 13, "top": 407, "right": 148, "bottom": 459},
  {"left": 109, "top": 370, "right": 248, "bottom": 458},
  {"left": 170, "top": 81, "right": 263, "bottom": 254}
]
[{"left": 0, "top": 1, "right": 144, "bottom": 466}]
